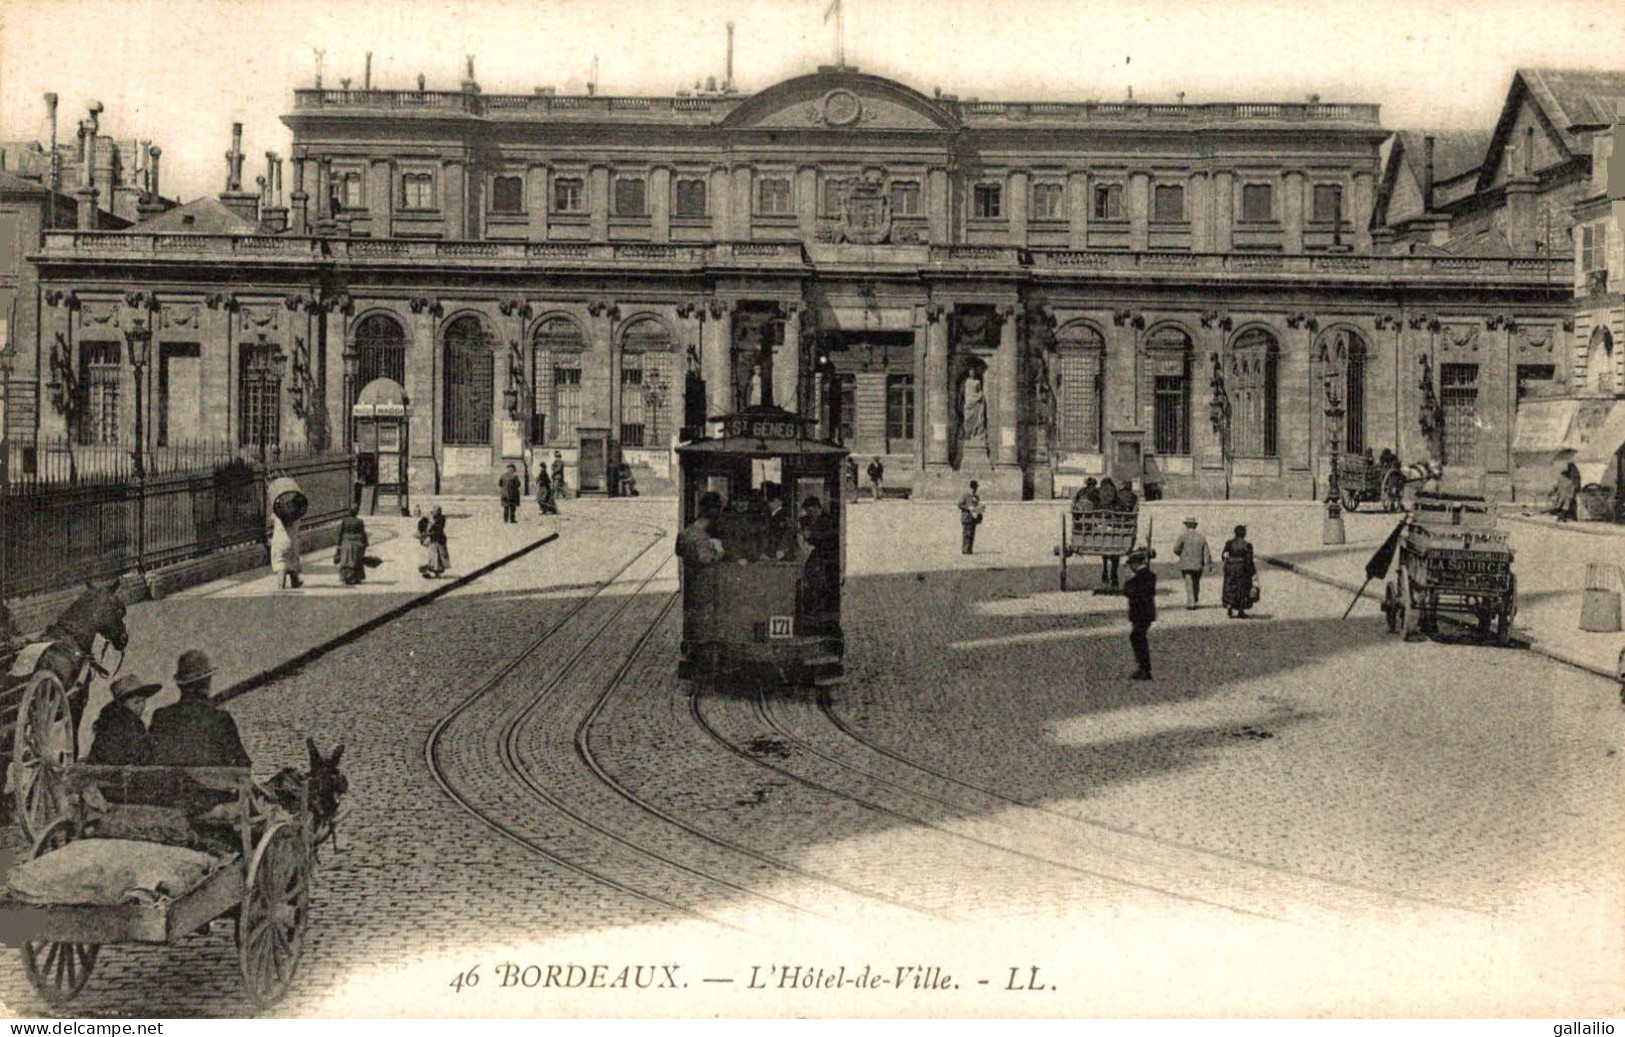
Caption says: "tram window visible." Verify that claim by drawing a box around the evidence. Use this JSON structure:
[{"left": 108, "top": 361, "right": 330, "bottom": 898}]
[
  {"left": 752, "top": 458, "right": 783, "bottom": 489},
  {"left": 706, "top": 474, "right": 731, "bottom": 504}
]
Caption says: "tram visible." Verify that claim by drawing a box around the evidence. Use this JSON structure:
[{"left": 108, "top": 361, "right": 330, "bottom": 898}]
[{"left": 676, "top": 405, "right": 848, "bottom": 686}]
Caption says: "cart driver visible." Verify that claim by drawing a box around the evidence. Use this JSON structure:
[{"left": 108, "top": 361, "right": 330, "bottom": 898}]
[
  {"left": 676, "top": 492, "right": 727, "bottom": 567},
  {"left": 149, "top": 650, "right": 252, "bottom": 811}
]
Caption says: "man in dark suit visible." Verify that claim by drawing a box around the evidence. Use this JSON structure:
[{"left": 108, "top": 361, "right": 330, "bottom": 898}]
[
  {"left": 498, "top": 465, "right": 522, "bottom": 523},
  {"left": 86, "top": 675, "right": 159, "bottom": 766},
  {"left": 1123, "top": 549, "right": 1157, "bottom": 681},
  {"left": 150, "top": 650, "right": 251, "bottom": 769}
]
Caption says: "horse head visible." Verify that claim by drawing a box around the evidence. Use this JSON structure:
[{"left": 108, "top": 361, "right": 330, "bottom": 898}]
[
  {"left": 304, "top": 738, "right": 348, "bottom": 834},
  {"left": 48, "top": 575, "right": 129, "bottom": 655}
]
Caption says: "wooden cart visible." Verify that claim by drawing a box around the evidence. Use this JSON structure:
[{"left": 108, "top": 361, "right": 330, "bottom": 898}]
[
  {"left": 2, "top": 765, "right": 318, "bottom": 1008},
  {"left": 1055, "top": 507, "right": 1141, "bottom": 591},
  {"left": 1381, "top": 496, "right": 1516, "bottom": 644},
  {"left": 1336, "top": 454, "right": 1405, "bottom": 513}
]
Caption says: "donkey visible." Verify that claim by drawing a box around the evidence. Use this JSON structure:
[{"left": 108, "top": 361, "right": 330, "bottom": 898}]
[{"left": 266, "top": 739, "right": 349, "bottom": 853}]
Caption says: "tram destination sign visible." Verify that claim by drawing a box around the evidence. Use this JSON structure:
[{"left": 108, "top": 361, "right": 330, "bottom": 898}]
[{"left": 724, "top": 414, "right": 816, "bottom": 441}]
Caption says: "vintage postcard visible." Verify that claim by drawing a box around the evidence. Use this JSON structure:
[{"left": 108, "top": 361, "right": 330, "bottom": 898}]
[{"left": 0, "top": 0, "right": 1622, "bottom": 1021}]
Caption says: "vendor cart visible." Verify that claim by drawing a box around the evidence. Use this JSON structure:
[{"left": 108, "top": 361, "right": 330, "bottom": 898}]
[
  {"left": 1381, "top": 495, "right": 1517, "bottom": 644},
  {"left": 1055, "top": 506, "right": 1143, "bottom": 591}
]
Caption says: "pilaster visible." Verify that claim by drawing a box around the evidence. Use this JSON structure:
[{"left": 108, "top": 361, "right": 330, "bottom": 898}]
[
  {"left": 1213, "top": 171, "right": 1235, "bottom": 252},
  {"left": 651, "top": 166, "right": 672, "bottom": 243},
  {"left": 925, "top": 304, "right": 949, "bottom": 465},
  {"left": 775, "top": 304, "right": 801, "bottom": 413},
  {"left": 996, "top": 305, "right": 1020, "bottom": 465},
  {"left": 1284, "top": 171, "right": 1306, "bottom": 253},
  {"left": 527, "top": 163, "right": 549, "bottom": 241},
  {"left": 1008, "top": 171, "right": 1030, "bottom": 249},
  {"left": 444, "top": 158, "right": 467, "bottom": 239},
  {"left": 927, "top": 167, "right": 950, "bottom": 245},
  {"left": 1067, "top": 170, "right": 1088, "bottom": 248},
  {"left": 589, "top": 165, "right": 610, "bottom": 242}
]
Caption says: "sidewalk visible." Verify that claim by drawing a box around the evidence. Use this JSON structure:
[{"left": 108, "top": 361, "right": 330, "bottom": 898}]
[{"left": 76, "top": 501, "right": 562, "bottom": 755}]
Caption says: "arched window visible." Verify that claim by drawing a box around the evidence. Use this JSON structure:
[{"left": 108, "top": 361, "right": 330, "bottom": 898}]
[
  {"left": 1054, "top": 322, "right": 1105, "bottom": 453},
  {"left": 1319, "top": 329, "right": 1368, "bottom": 454},
  {"left": 532, "top": 316, "right": 585, "bottom": 446},
  {"left": 353, "top": 313, "right": 406, "bottom": 390},
  {"left": 619, "top": 317, "right": 674, "bottom": 448},
  {"left": 1147, "top": 326, "right": 1193, "bottom": 456},
  {"left": 442, "top": 315, "right": 493, "bottom": 445},
  {"left": 1229, "top": 328, "right": 1280, "bottom": 458},
  {"left": 1588, "top": 326, "right": 1615, "bottom": 396}
]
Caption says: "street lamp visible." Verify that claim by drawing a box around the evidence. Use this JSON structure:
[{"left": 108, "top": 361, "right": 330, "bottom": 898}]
[
  {"left": 125, "top": 323, "right": 152, "bottom": 480},
  {"left": 1319, "top": 335, "right": 1348, "bottom": 546},
  {"left": 341, "top": 344, "right": 358, "bottom": 452},
  {"left": 1207, "top": 352, "right": 1231, "bottom": 501}
]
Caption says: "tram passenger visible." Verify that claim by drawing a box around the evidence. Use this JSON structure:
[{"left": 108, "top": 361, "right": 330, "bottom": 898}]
[
  {"left": 799, "top": 497, "right": 838, "bottom": 628},
  {"left": 759, "top": 482, "right": 798, "bottom": 561},
  {"left": 676, "top": 492, "right": 728, "bottom": 566},
  {"left": 714, "top": 493, "right": 766, "bottom": 562}
]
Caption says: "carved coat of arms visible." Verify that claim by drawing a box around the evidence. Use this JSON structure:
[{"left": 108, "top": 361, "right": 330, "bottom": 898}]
[{"left": 838, "top": 175, "right": 892, "bottom": 245}]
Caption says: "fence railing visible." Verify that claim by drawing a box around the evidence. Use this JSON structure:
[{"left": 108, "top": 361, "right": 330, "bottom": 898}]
[{"left": 1, "top": 448, "right": 354, "bottom": 601}]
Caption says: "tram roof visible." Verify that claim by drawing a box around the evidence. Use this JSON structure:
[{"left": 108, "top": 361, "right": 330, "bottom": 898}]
[{"left": 677, "top": 435, "right": 850, "bottom": 458}]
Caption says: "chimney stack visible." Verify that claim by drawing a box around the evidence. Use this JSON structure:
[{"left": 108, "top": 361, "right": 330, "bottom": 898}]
[
  {"left": 135, "top": 145, "right": 166, "bottom": 221},
  {"left": 75, "top": 102, "right": 104, "bottom": 230},
  {"left": 218, "top": 123, "right": 262, "bottom": 224},
  {"left": 261, "top": 151, "right": 289, "bottom": 232},
  {"left": 726, "top": 21, "right": 735, "bottom": 91},
  {"left": 147, "top": 145, "right": 161, "bottom": 199},
  {"left": 365, "top": 52, "right": 373, "bottom": 91},
  {"left": 1422, "top": 134, "right": 1435, "bottom": 211}
]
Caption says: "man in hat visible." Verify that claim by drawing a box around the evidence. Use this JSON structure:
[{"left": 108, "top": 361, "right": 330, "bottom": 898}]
[
  {"left": 958, "top": 480, "right": 984, "bottom": 555},
  {"left": 551, "top": 451, "right": 568, "bottom": 500},
  {"left": 85, "top": 675, "right": 160, "bottom": 768},
  {"left": 498, "top": 464, "right": 522, "bottom": 524},
  {"left": 676, "top": 492, "right": 727, "bottom": 567},
  {"left": 1123, "top": 549, "right": 1157, "bottom": 680},
  {"left": 1172, "top": 516, "right": 1213, "bottom": 610},
  {"left": 150, "top": 649, "right": 251, "bottom": 771}
]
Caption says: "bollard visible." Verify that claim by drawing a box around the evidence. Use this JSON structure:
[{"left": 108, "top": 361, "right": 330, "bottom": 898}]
[{"left": 1579, "top": 563, "right": 1623, "bottom": 633}]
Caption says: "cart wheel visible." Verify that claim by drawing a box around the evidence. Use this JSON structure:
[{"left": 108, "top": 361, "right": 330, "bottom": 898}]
[
  {"left": 22, "top": 938, "right": 99, "bottom": 1005},
  {"left": 1383, "top": 581, "right": 1399, "bottom": 633},
  {"left": 238, "top": 822, "right": 311, "bottom": 1008},
  {"left": 1341, "top": 489, "right": 1360, "bottom": 513},
  {"left": 1399, "top": 576, "right": 1416, "bottom": 640},
  {"left": 13, "top": 670, "right": 75, "bottom": 842}
]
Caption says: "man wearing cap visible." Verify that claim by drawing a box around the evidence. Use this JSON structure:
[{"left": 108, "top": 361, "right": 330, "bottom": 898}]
[
  {"left": 958, "top": 480, "right": 984, "bottom": 555},
  {"left": 85, "top": 675, "right": 160, "bottom": 768},
  {"left": 149, "top": 650, "right": 251, "bottom": 771},
  {"left": 1172, "top": 516, "right": 1213, "bottom": 610},
  {"left": 498, "top": 464, "right": 522, "bottom": 524},
  {"left": 1123, "top": 549, "right": 1157, "bottom": 681}
]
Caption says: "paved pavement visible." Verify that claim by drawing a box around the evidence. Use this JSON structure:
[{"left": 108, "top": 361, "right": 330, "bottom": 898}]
[{"left": 0, "top": 499, "right": 1619, "bottom": 1018}]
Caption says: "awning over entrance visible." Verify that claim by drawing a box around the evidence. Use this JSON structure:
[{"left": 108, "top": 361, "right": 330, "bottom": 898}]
[
  {"left": 1513, "top": 396, "right": 1625, "bottom": 489},
  {"left": 1573, "top": 401, "right": 1625, "bottom": 488}
]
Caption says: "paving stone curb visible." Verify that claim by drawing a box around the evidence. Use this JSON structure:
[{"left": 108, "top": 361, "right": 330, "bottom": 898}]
[{"left": 217, "top": 530, "right": 560, "bottom": 705}]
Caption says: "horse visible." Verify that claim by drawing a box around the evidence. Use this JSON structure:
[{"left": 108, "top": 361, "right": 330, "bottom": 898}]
[
  {"left": 266, "top": 739, "right": 348, "bottom": 853},
  {"left": 32, "top": 576, "right": 131, "bottom": 714}
]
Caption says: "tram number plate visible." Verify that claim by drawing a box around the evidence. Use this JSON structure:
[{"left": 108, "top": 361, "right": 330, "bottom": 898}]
[{"left": 768, "top": 616, "right": 794, "bottom": 640}]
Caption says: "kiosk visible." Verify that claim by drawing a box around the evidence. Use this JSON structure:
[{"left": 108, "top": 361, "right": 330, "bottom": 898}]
[{"left": 352, "top": 378, "right": 410, "bottom": 515}]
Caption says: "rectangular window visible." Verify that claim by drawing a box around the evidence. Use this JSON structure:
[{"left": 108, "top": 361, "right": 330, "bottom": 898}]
[
  {"left": 838, "top": 373, "right": 857, "bottom": 445},
  {"left": 552, "top": 364, "right": 582, "bottom": 444},
  {"left": 1152, "top": 184, "right": 1185, "bottom": 223},
  {"left": 401, "top": 172, "right": 435, "bottom": 211},
  {"left": 613, "top": 177, "right": 647, "bottom": 217},
  {"left": 1092, "top": 183, "right": 1123, "bottom": 221},
  {"left": 757, "top": 177, "right": 792, "bottom": 215},
  {"left": 1312, "top": 183, "right": 1343, "bottom": 224},
  {"left": 1153, "top": 373, "right": 1190, "bottom": 456},
  {"left": 620, "top": 363, "right": 646, "bottom": 448},
  {"left": 491, "top": 175, "right": 524, "bottom": 214},
  {"left": 1057, "top": 351, "right": 1103, "bottom": 453},
  {"left": 339, "top": 172, "right": 364, "bottom": 209},
  {"left": 238, "top": 343, "right": 282, "bottom": 451},
  {"left": 1440, "top": 363, "right": 1480, "bottom": 466},
  {"left": 1032, "top": 182, "right": 1064, "bottom": 220},
  {"left": 885, "top": 374, "right": 915, "bottom": 442},
  {"left": 674, "top": 178, "right": 708, "bottom": 218},
  {"left": 1581, "top": 222, "right": 1608, "bottom": 271},
  {"left": 77, "top": 341, "right": 120, "bottom": 446},
  {"left": 973, "top": 183, "right": 1002, "bottom": 219},
  {"left": 553, "top": 177, "right": 584, "bottom": 213},
  {"left": 890, "top": 181, "right": 921, "bottom": 216},
  {"left": 1241, "top": 183, "right": 1274, "bottom": 222},
  {"left": 1516, "top": 364, "right": 1556, "bottom": 408}
]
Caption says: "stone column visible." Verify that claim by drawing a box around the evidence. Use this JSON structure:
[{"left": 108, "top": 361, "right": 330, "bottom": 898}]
[
  {"left": 703, "top": 303, "right": 733, "bottom": 434},
  {"left": 1351, "top": 171, "right": 1374, "bottom": 252},
  {"left": 527, "top": 163, "right": 549, "bottom": 241},
  {"left": 925, "top": 306, "right": 949, "bottom": 464},
  {"left": 589, "top": 165, "right": 610, "bottom": 241},
  {"left": 1190, "top": 172, "right": 1211, "bottom": 252},
  {"left": 651, "top": 166, "right": 672, "bottom": 243},
  {"left": 1283, "top": 317, "right": 1313, "bottom": 483},
  {"left": 997, "top": 306, "right": 1020, "bottom": 466},
  {"left": 202, "top": 297, "right": 234, "bottom": 445},
  {"left": 321, "top": 302, "right": 344, "bottom": 449},
  {"left": 927, "top": 167, "right": 950, "bottom": 245},
  {"left": 369, "top": 158, "right": 393, "bottom": 238},
  {"left": 912, "top": 310, "right": 929, "bottom": 477},
  {"left": 796, "top": 167, "right": 818, "bottom": 242},
  {"left": 775, "top": 304, "right": 800, "bottom": 413},
  {"left": 1284, "top": 171, "right": 1305, "bottom": 253},
  {"left": 444, "top": 159, "right": 467, "bottom": 239},
  {"left": 1107, "top": 313, "right": 1139, "bottom": 433},
  {"left": 1067, "top": 170, "right": 1089, "bottom": 248},
  {"left": 290, "top": 157, "right": 309, "bottom": 234},
  {"left": 601, "top": 305, "right": 621, "bottom": 443},
  {"left": 1213, "top": 171, "right": 1235, "bottom": 252},
  {"left": 75, "top": 186, "right": 98, "bottom": 230},
  {"left": 315, "top": 157, "right": 332, "bottom": 224},
  {"left": 1128, "top": 172, "right": 1150, "bottom": 250},
  {"left": 1008, "top": 171, "right": 1030, "bottom": 248},
  {"left": 1481, "top": 319, "right": 1512, "bottom": 483},
  {"left": 408, "top": 302, "right": 438, "bottom": 486}
]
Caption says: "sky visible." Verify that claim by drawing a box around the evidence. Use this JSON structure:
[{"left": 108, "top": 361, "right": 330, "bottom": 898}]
[{"left": 0, "top": 0, "right": 1622, "bottom": 205}]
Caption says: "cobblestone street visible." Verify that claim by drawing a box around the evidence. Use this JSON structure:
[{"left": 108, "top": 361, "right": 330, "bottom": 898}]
[{"left": 3, "top": 500, "right": 1621, "bottom": 1018}]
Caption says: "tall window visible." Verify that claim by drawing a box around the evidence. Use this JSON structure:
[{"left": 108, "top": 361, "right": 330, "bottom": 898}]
[
  {"left": 1241, "top": 183, "right": 1274, "bottom": 222},
  {"left": 838, "top": 373, "right": 857, "bottom": 445},
  {"left": 613, "top": 177, "right": 647, "bottom": 217},
  {"left": 890, "top": 181, "right": 921, "bottom": 216},
  {"left": 553, "top": 177, "right": 584, "bottom": 213},
  {"left": 442, "top": 316, "right": 494, "bottom": 445},
  {"left": 337, "top": 171, "right": 363, "bottom": 209},
  {"left": 973, "top": 183, "right": 1002, "bottom": 219},
  {"left": 1093, "top": 183, "right": 1123, "bottom": 220},
  {"left": 532, "top": 316, "right": 584, "bottom": 446},
  {"left": 1032, "top": 182, "right": 1064, "bottom": 220},
  {"left": 886, "top": 374, "right": 915, "bottom": 443},
  {"left": 1152, "top": 184, "right": 1185, "bottom": 223},
  {"left": 1344, "top": 339, "right": 1367, "bottom": 454},
  {"left": 757, "top": 177, "right": 792, "bottom": 214},
  {"left": 620, "top": 360, "right": 646, "bottom": 447},
  {"left": 619, "top": 317, "right": 673, "bottom": 447},
  {"left": 1581, "top": 221, "right": 1609, "bottom": 272},
  {"left": 238, "top": 341, "right": 283, "bottom": 451},
  {"left": 1440, "top": 364, "right": 1480, "bottom": 465},
  {"left": 401, "top": 172, "right": 435, "bottom": 210},
  {"left": 1229, "top": 328, "right": 1280, "bottom": 457},
  {"left": 491, "top": 175, "right": 524, "bottom": 214},
  {"left": 1588, "top": 327, "right": 1616, "bottom": 395},
  {"left": 1147, "top": 327, "right": 1192, "bottom": 456},
  {"left": 1312, "top": 184, "right": 1343, "bottom": 224},
  {"left": 674, "top": 178, "right": 708, "bottom": 218},
  {"left": 1055, "top": 323, "right": 1105, "bottom": 453},
  {"left": 77, "top": 341, "right": 120, "bottom": 446},
  {"left": 353, "top": 314, "right": 407, "bottom": 390}
]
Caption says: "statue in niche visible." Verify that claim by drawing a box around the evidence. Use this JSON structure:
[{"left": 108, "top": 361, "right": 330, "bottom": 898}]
[
  {"left": 746, "top": 361, "right": 763, "bottom": 408},
  {"left": 960, "top": 366, "right": 988, "bottom": 444}
]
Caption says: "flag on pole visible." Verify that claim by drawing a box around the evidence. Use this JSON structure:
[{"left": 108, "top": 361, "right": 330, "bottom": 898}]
[
  {"left": 1364, "top": 519, "right": 1406, "bottom": 581},
  {"left": 824, "top": 0, "right": 840, "bottom": 23}
]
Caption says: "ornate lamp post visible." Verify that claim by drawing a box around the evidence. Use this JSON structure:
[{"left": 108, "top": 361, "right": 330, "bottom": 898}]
[
  {"left": 1319, "top": 335, "right": 1348, "bottom": 546},
  {"left": 1207, "top": 352, "right": 1231, "bottom": 501},
  {"left": 341, "top": 344, "right": 359, "bottom": 451},
  {"left": 125, "top": 322, "right": 152, "bottom": 480},
  {"left": 644, "top": 369, "right": 668, "bottom": 449}
]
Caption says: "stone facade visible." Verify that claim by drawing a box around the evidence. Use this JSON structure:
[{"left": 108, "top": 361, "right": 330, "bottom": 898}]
[{"left": 23, "top": 67, "right": 1577, "bottom": 499}]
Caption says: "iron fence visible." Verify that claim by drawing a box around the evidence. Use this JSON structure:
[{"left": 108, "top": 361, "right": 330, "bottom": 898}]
[{"left": 2, "top": 447, "right": 354, "bottom": 601}]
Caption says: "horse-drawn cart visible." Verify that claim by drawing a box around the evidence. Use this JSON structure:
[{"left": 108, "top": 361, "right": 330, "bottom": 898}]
[
  {"left": 2, "top": 761, "right": 339, "bottom": 1008},
  {"left": 1055, "top": 507, "right": 1142, "bottom": 591},
  {"left": 1381, "top": 496, "right": 1516, "bottom": 643},
  {"left": 1337, "top": 454, "right": 1406, "bottom": 513}
]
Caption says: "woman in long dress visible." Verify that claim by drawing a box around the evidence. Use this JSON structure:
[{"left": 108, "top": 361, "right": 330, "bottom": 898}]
[
  {"left": 536, "top": 463, "right": 558, "bottom": 515},
  {"left": 334, "top": 509, "right": 369, "bottom": 585},
  {"left": 271, "top": 513, "right": 303, "bottom": 588},
  {"left": 1222, "top": 524, "right": 1257, "bottom": 618}
]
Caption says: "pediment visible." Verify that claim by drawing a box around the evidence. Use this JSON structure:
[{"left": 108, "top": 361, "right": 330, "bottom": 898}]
[{"left": 722, "top": 70, "right": 959, "bottom": 133}]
